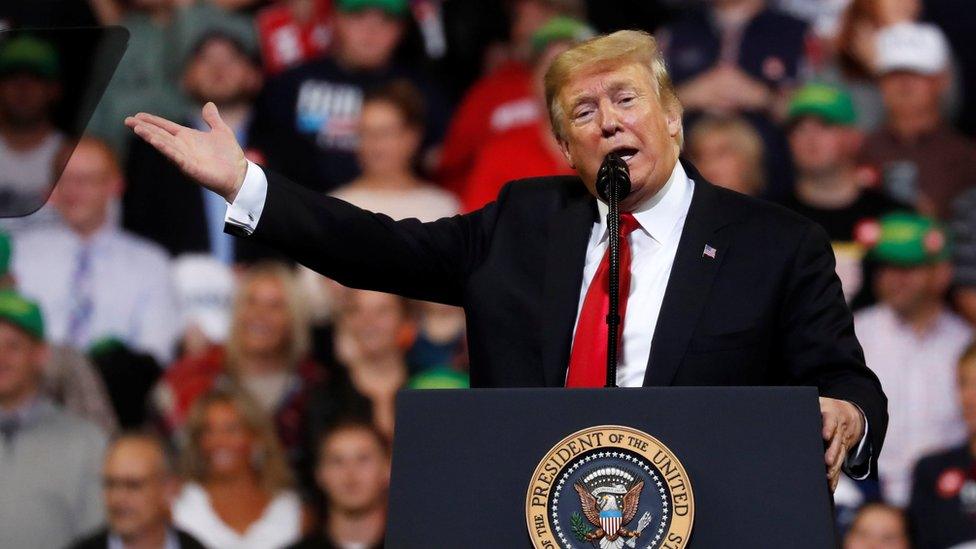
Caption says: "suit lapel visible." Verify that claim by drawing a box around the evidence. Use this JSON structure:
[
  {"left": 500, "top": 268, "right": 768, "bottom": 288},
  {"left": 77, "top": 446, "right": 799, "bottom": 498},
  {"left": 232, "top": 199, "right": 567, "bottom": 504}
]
[
  {"left": 540, "top": 191, "right": 597, "bottom": 387},
  {"left": 643, "top": 160, "right": 733, "bottom": 386}
]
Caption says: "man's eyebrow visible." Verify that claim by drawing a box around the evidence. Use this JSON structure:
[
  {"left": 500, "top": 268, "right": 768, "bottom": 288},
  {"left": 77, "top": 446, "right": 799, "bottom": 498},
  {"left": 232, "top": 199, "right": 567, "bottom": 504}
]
[{"left": 567, "top": 79, "right": 642, "bottom": 110}]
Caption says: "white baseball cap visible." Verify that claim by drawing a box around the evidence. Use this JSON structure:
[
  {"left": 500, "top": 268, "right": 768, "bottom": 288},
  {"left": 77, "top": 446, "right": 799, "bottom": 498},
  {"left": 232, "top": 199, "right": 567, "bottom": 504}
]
[
  {"left": 173, "top": 254, "right": 236, "bottom": 343},
  {"left": 876, "top": 22, "right": 950, "bottom": 76}
]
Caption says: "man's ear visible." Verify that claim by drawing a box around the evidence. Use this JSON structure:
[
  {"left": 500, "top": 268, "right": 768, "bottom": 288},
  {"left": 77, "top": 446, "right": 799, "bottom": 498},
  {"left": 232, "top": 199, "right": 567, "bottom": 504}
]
[
  {"left": 558, "top": 136, "right": 575, "bottom": 169},
  {"left": 666, "top": 107, "right": 682, "bottom": 139}
]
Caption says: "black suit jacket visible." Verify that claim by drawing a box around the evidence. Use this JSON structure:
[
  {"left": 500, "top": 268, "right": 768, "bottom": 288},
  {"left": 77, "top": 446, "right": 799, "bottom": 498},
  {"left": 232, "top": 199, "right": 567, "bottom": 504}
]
[
  {"left": 67, "top": 527, "right": 205, "bottom": 549},
  {"left": 229, "top": 158, "right": 887, "bottom": 473}
]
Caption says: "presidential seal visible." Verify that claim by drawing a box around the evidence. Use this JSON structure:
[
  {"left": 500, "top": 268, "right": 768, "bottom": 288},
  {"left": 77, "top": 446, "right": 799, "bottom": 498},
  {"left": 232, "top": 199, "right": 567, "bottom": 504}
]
[{"left": 526, "top": 426, "right": 694, "bottom": 549}]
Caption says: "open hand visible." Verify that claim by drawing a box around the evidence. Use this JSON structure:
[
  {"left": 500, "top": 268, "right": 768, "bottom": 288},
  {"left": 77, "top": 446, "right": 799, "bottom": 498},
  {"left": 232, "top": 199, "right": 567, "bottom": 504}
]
[
  {"left": 124, "top": 102, "right": 247, "bottom": 202},
  {"left": 820, "top": 397, "right": 865, "bottom": 492}
]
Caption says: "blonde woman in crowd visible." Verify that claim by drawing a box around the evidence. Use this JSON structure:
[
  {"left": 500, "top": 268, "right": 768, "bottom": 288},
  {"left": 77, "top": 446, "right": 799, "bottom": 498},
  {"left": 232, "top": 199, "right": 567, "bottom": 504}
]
[
  {"left": 686, "top": 114, "right": 766, "bottom": 197},
  {"left": 155, "top": 262, "right": 369, "bottom": 477},
  {"left": 173, "top": 387, "right": 304, "bottom": 549}
]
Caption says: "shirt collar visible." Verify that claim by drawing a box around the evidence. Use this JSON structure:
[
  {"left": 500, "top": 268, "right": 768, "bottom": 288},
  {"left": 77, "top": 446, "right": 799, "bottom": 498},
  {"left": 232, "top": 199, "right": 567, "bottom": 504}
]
[{"left": 594, "top": 160, "right": 694, "bottom": 245}]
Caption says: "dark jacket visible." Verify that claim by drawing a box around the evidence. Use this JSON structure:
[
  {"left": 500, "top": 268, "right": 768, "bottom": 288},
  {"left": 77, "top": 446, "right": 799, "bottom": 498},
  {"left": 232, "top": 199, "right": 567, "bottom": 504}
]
[
  {"left": 68, "top": 528, "right": 205, "bottom": 549},
  {"left": 228, "top": 158, "right": 888, "bottom": 475}
]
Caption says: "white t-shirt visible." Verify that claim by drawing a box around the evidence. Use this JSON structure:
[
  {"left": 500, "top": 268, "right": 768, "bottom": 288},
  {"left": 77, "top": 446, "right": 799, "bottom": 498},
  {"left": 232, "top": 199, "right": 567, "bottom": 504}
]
[{"left": 172, "top": 482, "right": 302, "bottom": 549}]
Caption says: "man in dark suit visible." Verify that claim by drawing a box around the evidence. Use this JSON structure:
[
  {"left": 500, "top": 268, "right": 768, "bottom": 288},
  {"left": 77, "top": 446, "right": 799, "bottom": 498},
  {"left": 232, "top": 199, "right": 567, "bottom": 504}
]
[
  {"left": 126, "top": 30, "right": 886, "bottom": 491},
  {"left": 69, "top": 432, "right": 205, "bottom": 549}
]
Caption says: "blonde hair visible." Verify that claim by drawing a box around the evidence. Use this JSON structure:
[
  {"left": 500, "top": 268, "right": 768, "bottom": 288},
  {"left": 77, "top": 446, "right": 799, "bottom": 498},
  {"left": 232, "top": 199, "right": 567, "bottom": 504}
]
[
  {"left": 225, "top": 262, "right": 310, "bottom": 372},
  {"left": 544, "top": 30, "right": 684, "bottom": 147},
  {"left": 180, "top": 386, "right": 293, "bottom": 493},
  {"left": 687, "top": 114, "right": 767, "bottom": 192}
]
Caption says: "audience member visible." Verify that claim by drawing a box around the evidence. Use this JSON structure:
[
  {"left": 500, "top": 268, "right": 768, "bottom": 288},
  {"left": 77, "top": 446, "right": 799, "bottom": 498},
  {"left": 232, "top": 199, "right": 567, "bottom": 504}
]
[
  {"left": 0, "top": 290, "right": 106, "bottom": 549},
  {"left": 323, "top": 290, "right": 411, "bottom": 440},
  {"left": 69, "top": 432, "right": 206, "bottom": 549},
  {"left": 124, "top": 29, "right": 277, "bottom": 264},
  {"left": 855, "top": 213, "right": 971, "bottom": 506},
  {"left": 252, "top": 0, "right": 449, "bottom": 192},
  {"left": 289, "top": 420, "right": 389, "bottom": 549},
  {"left": 952, "top": 188, "right": 976, "bottom": 327},
  {"left": 859, "top": 22, "right": 976, "bottom": 219},
  {"left": 462, "top": 16, "right": 590, "bottom": 212},
  {"left": 686, "top": 113, "right": 765, "bottom": 196},
  {"left": 86, "top": 0, "right": 256, "bottom": 158},
  {"left": 12, "top": 136, "right": 180, "bottom": 364},
  {"left": 843, "top": 503, "right": 910, "bottom": 549},
  {"left": 0, "top": 229, "right": 118, "bottom": 432},
  {"left": 0, "top": 34, "right": 70, "bottom": 232},
  {"left": 659, "top": 0, "right": 807, "bottom": 198},
  {"left": 331, "top": 80, "right": 459, "bottom": 221},
  {"left": 173, "top": 387, "right": 303, "bottom": 549},
  {"left": 436, "top": 0, "right": 585, "bottom": 192},
  {"left": 157, "top": 262, "right": 364, "bottom": 475},
  {"left": 908, "top": 342, "right": 976, "bottom": 549},
  {"left": 172, "top": 254, "right": 236, "bottom": 360},
  {"left": 818, "top": 0, "right": 923, "bottom": 133},
  {"left": 780, "top": 82, "right": 907, "bottom": 305},
  {"left": 256, "top": 0, "right": 335, "bottom": 76}
]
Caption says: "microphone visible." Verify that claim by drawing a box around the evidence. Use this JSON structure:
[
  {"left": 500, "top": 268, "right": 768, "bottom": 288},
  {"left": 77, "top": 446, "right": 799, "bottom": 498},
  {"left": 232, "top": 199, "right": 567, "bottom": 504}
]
[
  {"left": 597, "top": 151, "right": 632, "bottom": 389},
  {"left": 596, "top": 151, "right": 632, "bottom": 202}
]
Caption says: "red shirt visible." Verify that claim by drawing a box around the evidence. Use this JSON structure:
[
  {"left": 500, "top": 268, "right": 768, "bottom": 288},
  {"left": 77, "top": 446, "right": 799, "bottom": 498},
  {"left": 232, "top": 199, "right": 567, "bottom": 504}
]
[
  {"left": 462, "top": 122, "right": 575, "bottom": 212},
  {"left": 256, "top": 0, "right": 334, "bottom": 76},
  {"left": 437, "top": 60, "right": 540, "bottom": 193}
]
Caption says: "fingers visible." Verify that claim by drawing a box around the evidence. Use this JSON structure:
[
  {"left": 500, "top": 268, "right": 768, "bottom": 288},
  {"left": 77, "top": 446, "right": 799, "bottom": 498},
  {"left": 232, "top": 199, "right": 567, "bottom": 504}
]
[
  {"left": 130, "top": 121, "right": 186, "bottom": 166},
  {"left": 125, "top": 112, "right": 186, "bottom": 136}
]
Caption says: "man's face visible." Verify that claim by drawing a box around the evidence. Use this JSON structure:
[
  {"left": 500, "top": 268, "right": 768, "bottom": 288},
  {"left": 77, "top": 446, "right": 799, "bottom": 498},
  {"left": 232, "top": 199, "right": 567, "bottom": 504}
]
[
  {"left": 333, "top": 9, "right": 403, "bottom": 70},
  {"left": 789, "top": 117, "right": 854, "bottom": 178},
  {"left": 0, "top": 322, "right": 44, "bottom": 409},
  {"left": 843, "top": 506, "right": 909, "bottom": 549},
  {"left": 183, "top": 38, "right": 261, "bottom": 107},
  {"left": 51, "top": 141, "right": 121, "bottom": 235},
  {"left": 0, "top": 73, "right": 59, "bottom": 130},
  {"left": 103, "top": 440, "right": 173, "bottom": 541},
  {"left": 874, "top": 262, "right": 946, "bottom": 318},
  {"left": 556, "top": 62, "right": 681, "bottom": 211},
  {"left": 879, "top": 71, "right": 943, "bottom": 123},
  {"left": 316, "top": 427, "right": 390, "bottom": 513}
]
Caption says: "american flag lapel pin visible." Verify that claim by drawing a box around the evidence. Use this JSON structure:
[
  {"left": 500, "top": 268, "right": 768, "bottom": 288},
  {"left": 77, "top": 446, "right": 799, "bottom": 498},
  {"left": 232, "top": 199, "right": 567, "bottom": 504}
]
[{"left": 702, "top": 244, "right": 717, "bottom": 259}]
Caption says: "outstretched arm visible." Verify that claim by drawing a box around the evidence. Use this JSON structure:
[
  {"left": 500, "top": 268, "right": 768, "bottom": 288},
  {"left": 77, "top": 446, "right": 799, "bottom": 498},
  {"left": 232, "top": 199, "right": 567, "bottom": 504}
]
[{"left": 125, "top": 104, "right": 496, "bottom": 305}]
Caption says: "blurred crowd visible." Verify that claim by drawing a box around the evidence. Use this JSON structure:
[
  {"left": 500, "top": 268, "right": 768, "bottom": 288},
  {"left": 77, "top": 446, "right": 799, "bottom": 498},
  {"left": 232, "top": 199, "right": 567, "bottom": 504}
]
[{"left": 0, "top": 0, "right": 975, "bottom": 547}]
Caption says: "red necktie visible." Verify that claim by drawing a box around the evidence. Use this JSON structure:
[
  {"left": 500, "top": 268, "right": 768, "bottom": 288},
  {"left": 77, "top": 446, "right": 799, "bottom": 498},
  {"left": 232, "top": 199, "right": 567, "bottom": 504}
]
[{"left": 566, "top": 212, "right": 640, "bottom": 387}]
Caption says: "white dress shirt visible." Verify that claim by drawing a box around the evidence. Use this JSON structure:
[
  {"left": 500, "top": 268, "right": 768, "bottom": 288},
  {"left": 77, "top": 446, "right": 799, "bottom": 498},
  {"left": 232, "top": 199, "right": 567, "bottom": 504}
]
[
  {"left": 573, "top": 160, "right": 694, "bottom": 387},
  {"left": 855, "top": 304, "right": 971, "bottom": 506},
  {"left": 12, "top": 222, "right": 180, "bottom": 364},
  {"left": 226, "top": 160, "right": 871, "bottom": 473}
]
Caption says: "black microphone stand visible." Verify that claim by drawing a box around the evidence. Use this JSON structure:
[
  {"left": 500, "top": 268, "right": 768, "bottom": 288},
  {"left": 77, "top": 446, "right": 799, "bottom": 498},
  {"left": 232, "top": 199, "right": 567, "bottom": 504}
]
[{"left": 597, "top": 153, "right": 631, "bottom": 388}]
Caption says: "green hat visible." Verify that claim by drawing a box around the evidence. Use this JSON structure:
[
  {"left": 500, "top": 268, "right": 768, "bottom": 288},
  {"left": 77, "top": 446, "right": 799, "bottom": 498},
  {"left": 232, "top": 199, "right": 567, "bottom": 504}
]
[
  {"left": 0, "top": 291, "right": 44, "bottom": 340},
  {"left": 408, "top": 367, "right": 469, "bottom": 389},
  {"left": 0, "top": 34, "right": 59, "bottom": 80},
  {"left": 336, "top": 0, "right": 409, "bottom": 17},
  {"left": 787, "top": 83, "right": 857, "bottom": 126},
  {"left": 0, "top": 231, "right": 10, "bottom": 278},
  {"left": 531, "top": 16, "right": 595, "bottom": 55},
  {"left": 869, "top": 212, "right": 951, "bottom": 266}
]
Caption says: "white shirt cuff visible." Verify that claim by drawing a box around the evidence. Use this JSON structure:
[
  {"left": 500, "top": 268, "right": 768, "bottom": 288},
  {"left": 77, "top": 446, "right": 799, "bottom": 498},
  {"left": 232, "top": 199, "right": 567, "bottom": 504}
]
[
  {"left": 224, "top": 160, "right": 268, "bottom": 235},
  {"left": 844, "top": 405, "right": 871, "bottom": 480}
]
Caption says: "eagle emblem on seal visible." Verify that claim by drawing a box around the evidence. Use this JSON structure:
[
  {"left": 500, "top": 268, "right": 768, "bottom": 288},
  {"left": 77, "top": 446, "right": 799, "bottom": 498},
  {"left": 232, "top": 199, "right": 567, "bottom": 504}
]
[{"left": 573, "top": 467, "right": 648, "bottom": 545}]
